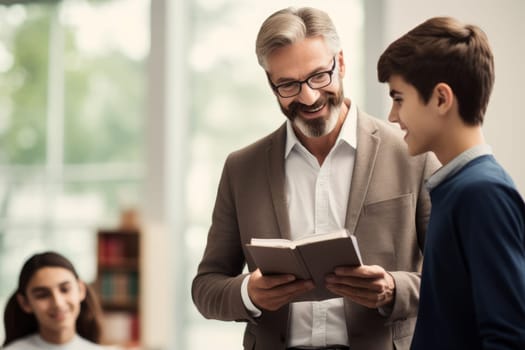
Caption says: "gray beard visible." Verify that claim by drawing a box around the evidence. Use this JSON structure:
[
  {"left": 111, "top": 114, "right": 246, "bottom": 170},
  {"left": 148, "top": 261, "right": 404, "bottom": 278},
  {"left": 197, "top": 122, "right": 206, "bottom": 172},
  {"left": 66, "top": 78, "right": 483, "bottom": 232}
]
[
  {"left": 279, "top": 80, "right": 345, "bottom": 138},
  {"left": 293, "top": 103, "right": 342, "bottom": 137}
]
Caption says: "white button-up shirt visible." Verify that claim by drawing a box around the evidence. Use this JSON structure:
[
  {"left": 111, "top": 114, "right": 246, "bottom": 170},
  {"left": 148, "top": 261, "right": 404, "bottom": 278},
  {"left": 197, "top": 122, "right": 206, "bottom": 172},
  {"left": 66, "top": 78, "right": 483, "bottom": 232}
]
[
  {"left": 285, "top": 101, "right": 356, "bottom": 348},
  {"left": 241, "top": 100, "right": 357, "bottom": 347}
]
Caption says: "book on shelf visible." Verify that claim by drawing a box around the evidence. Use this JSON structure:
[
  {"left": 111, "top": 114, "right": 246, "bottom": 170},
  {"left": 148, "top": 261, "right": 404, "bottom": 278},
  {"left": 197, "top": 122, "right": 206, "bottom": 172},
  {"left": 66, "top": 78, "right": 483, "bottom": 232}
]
[
  {"left": 96, "top": 212, "right": 141, "bottom": 348},
  {"left": 98, "top": 231, "right": 138, "bottom": 267},
  {"left": 103, "top": 311, "right": 139, "bottom": 345},
  {"left": 99, "top": 271, "right": 139, "bottom": 306},
  {"left": 246, "top": 229, "right": 362, "bottom": 301}
]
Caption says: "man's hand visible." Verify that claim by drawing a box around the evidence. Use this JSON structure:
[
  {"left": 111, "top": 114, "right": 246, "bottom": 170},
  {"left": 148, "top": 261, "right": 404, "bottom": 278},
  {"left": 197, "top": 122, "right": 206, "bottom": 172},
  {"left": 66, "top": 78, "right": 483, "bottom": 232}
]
[
  {"left": 248, "top": 269, "right": 315, "bottom": 311},
  {"left": 325, "top": 265, "right": 395, "bottom": 309}
]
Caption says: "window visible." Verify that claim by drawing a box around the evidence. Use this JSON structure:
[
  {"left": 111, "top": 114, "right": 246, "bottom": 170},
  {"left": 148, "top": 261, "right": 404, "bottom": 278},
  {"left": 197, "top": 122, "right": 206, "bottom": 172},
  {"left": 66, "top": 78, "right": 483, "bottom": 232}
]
[
  {"left": 0, "top": 0, "right": 149, "bottom": 340},
  {"left": 0, "top": 0, "right": 363, "bottom": 347}
]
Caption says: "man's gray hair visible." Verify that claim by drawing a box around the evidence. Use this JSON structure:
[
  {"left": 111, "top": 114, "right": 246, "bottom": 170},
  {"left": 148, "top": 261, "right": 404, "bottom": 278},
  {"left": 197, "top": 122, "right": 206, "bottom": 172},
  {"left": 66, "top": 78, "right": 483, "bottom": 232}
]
[{"left": 255, "top": 7, "right": 341, "bottom": 70}]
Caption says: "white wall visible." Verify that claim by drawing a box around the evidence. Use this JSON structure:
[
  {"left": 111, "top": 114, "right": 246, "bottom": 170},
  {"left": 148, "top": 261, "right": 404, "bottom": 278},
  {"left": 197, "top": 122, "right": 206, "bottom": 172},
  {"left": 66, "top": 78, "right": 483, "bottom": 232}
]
[{"left": 367, "top": 0, "right": 525, "bottom": 193}]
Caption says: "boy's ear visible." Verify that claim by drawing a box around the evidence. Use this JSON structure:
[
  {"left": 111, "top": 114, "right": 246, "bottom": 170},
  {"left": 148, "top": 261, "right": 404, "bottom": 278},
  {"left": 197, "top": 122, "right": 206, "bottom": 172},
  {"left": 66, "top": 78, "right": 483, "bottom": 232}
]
[
  {"left": 434, "top": 82, "right": 454, "bottom": 113},
  {"left": 16, "top": 293, "right": 33, "bottom": 314}
]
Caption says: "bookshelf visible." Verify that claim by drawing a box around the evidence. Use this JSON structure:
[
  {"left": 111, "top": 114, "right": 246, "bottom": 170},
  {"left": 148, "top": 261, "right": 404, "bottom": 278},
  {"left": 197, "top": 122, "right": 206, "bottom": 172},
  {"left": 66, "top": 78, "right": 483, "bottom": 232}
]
[{"left": 95, "top": 228, "right": 141, "bottom": 348}]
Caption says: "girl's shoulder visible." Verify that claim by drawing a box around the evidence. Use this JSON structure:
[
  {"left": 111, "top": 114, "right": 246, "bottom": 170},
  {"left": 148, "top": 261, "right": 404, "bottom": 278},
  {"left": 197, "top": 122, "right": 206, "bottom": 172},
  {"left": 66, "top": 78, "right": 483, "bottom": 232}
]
[
  {"left": 2, "top": 334, "right": 40, "bottom": 350},
  {"left": 3, "top": 335, "right": 108, "bottom": 350},
  {"left": 74, "top": 336, "right": 108, "bottom": 350}
]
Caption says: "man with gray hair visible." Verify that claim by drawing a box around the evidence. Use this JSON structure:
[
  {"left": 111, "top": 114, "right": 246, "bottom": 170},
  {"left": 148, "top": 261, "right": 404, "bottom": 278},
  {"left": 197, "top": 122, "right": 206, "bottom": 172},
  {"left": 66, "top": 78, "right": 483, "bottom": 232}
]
[{"left": 192, "top": 7, "right": 439, "bottom": 350}]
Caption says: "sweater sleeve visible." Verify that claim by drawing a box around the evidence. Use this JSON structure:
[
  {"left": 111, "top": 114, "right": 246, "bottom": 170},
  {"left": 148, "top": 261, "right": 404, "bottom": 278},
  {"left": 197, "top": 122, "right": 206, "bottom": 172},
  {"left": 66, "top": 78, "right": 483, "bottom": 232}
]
[{"left": 457, "top": 181, "right": 525, "bottom": 349}]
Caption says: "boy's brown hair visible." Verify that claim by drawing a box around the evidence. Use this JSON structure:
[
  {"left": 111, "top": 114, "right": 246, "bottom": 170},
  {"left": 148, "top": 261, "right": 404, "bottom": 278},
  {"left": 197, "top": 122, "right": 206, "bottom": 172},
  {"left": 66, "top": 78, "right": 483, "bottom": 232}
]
[{"left": 377, "top": 17, "right": 494, "bottom": 125}]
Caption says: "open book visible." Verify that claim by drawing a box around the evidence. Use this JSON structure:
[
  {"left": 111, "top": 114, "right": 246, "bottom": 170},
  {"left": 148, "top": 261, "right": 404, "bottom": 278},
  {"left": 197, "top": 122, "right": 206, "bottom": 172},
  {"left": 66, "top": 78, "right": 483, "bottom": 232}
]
[{"left": 246, "top": 229, "right": 362, "bottom": 301}]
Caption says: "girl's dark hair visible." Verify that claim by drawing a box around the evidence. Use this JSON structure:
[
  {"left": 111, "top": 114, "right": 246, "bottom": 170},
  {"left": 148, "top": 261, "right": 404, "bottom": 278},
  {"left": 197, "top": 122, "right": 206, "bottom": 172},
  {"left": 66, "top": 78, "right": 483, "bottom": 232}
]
[{"left": 3, "top": 251, "right": 103, "bottom": 346}]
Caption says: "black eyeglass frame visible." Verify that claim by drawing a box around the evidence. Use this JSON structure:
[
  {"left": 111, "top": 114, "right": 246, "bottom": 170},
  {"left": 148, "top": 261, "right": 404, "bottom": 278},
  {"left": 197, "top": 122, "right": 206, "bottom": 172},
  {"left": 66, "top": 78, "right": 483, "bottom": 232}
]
[{"left": 268, "top": 56, "right": 337, "bottom": 98}]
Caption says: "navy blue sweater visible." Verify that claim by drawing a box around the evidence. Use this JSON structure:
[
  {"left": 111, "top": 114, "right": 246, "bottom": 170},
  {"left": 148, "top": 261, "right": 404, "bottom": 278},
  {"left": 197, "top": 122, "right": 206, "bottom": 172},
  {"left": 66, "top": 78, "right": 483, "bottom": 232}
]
[{"left": 411, "top": 155, "right": 525, "bottom": 350}]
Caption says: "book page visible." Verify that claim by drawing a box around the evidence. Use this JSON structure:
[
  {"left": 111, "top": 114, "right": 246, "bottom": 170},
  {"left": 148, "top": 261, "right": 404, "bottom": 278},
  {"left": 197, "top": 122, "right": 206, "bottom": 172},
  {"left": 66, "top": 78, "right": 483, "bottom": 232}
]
[
  {"left": 249, "top": 237, "right": 295, "bottom": 248},
  {"left": 294, "top": 229, "right": 349, "bottom": 246},
  {"left": 249, "top": 229, "right": 351, "bottom": 247}
]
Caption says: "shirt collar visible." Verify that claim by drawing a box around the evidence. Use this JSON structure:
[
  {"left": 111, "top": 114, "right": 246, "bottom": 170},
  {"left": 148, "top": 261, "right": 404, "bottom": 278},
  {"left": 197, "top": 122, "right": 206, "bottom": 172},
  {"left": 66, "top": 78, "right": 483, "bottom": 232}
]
[
  {"left": 285, "top": 98, "right": 357, "bottom": 158},
  {"left": 425, "top": 143, "right": 493, "bottom": 191},
  {"left": 33, "top": 334, "right": 82, "bottom": 348}
]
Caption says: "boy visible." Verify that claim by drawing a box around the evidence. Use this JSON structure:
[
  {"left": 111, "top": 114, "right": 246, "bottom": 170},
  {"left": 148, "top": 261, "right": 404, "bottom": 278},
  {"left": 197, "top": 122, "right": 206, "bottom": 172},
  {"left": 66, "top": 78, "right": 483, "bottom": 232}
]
[{"left": 377, "top": 17, "right": 525, "bottom": 349}]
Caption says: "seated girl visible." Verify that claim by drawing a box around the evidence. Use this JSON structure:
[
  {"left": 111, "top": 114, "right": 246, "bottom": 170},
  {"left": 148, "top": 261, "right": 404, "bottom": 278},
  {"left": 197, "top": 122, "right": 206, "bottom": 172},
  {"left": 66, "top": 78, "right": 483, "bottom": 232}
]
[{"left": 3, "top": 251, "right": 105, "bottom": 349}]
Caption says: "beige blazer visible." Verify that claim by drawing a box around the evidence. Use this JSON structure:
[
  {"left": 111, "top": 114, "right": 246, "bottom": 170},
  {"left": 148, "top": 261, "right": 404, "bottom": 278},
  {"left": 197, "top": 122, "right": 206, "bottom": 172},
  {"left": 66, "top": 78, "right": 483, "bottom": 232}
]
[{"left": 192, "top": 110, "right": 440, "bottom": 350}]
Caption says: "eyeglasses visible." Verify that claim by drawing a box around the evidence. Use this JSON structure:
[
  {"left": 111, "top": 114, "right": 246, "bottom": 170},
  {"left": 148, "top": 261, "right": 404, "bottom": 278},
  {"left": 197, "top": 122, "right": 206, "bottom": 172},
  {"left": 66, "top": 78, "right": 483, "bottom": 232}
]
[{"left": 269, "top": 57, "right": 336, "bottom": 98}]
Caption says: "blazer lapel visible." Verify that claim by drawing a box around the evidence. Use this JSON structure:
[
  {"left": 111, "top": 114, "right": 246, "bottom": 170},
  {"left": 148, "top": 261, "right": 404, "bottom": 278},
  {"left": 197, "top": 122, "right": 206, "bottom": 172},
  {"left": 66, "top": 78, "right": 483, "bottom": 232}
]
[
  {"left": 267, "top": 123, "right": 291, "bottom": 239},
  {"left": 345, "top": 111, "right": 380, "bottom": 235}
]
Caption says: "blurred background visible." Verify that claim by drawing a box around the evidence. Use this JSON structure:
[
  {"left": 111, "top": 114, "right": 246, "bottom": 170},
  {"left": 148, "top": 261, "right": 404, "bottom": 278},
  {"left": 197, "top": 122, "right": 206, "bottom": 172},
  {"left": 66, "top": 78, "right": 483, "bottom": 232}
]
[{"left": 0, "top": 0, "right": 523, "bottom": 349}]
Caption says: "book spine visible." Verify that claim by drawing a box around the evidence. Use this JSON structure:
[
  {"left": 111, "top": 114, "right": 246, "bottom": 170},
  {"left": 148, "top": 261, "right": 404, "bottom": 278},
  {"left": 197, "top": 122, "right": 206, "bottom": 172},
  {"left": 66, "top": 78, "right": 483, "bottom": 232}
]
[{"left": 292, "top": 248, "right": 312, "bottom": 280}]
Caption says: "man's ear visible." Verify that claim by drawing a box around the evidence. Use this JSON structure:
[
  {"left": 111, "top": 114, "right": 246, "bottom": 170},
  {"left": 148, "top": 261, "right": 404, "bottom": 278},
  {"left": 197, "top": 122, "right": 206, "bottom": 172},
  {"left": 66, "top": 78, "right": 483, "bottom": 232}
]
[
  {"left": 16, "top": 293, "right": 33, "bottom": 314},
  {"left": 434, "top": 82, "right": 454, "bottom": 113},
  {"left": 336, "top": 50, "right": 345, "bottom": 78}
]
